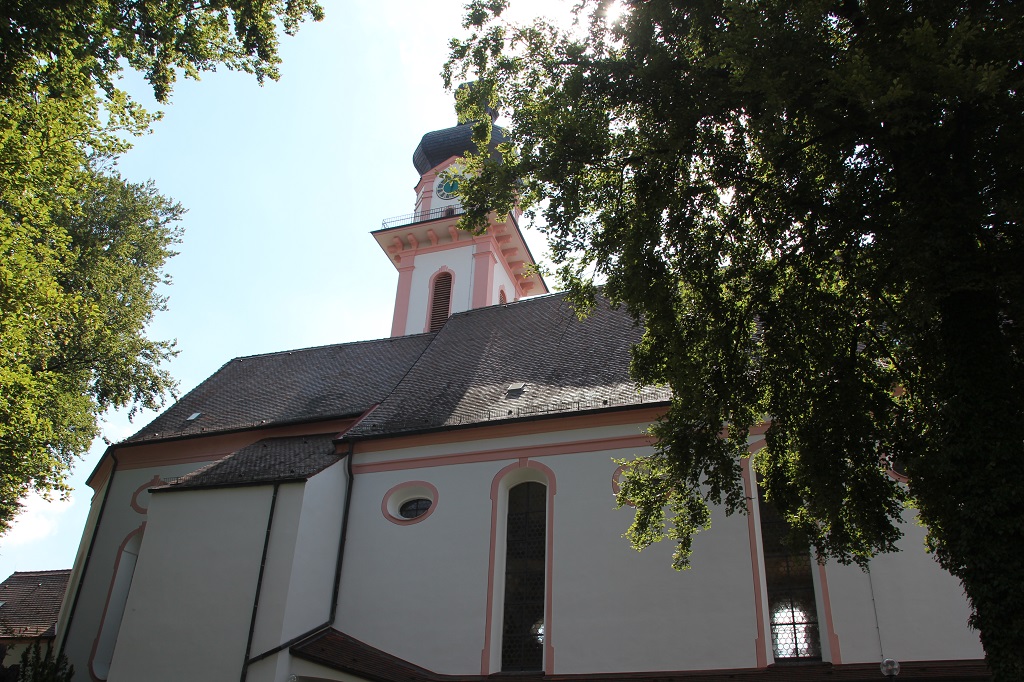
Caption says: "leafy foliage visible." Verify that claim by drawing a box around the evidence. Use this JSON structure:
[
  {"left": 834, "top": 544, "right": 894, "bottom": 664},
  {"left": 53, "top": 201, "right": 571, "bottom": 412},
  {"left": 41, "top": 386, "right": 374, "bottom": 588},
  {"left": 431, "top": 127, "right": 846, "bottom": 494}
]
[
  {"left": 0, "top": 0, "right": 322, "bottom": 533},
  {"left": 16, "top": 640, "right": 73, "bottom": 682},
  {"left": 449, "top": 0, "right": 1024, "bottom": 678}
]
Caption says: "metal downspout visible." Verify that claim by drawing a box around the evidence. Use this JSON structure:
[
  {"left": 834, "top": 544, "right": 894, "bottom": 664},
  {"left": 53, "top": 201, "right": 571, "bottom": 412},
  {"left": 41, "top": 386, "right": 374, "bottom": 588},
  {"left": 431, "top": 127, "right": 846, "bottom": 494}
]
[{"left": 239, "top": 482, "right": 281, "bottom": 682}]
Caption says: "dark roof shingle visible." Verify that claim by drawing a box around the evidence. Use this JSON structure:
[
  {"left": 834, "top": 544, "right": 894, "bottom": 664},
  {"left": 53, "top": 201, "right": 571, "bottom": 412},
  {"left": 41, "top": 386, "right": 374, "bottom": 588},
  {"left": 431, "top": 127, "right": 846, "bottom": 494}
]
[
  {"left": 128, "top": 334, "right": 434, "bottom": 443},
  {"left": 347, "top": 292, "right": 671, "bottom": 438},
  {"left": 159, "top": 434, "right": 341, "bottom": 491},
  {"left": 0, "top": 569, "right": 71, "bottom": 639}
]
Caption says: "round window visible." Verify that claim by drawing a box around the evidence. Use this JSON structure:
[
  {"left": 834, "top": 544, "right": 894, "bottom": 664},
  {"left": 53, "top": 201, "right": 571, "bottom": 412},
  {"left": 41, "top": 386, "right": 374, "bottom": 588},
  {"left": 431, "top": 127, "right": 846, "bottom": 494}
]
[
  {"left": 381, "top": 481, "right": 438, "bottom": 525},
  {"left": 399, "top": 498, "right": 432, "bottom": 519}
]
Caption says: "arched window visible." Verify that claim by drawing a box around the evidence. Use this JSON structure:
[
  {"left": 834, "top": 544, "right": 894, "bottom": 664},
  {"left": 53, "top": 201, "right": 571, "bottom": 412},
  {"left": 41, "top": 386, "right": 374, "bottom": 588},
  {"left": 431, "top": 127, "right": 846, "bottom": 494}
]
[
  {"left": 501, "top": 481, "right": 547, "bottom": 671},
  {"left": 92, "top": 528, "right": 144, "bottom": 679},
  {"left": 429, "top": 272, "right": 452, "bottom": 332},
  {"left": 499, "top": 289, "right": 507, "bottom": 305},
  {"left": 758, "top": 484, "right": 821, "bottom": 661}
]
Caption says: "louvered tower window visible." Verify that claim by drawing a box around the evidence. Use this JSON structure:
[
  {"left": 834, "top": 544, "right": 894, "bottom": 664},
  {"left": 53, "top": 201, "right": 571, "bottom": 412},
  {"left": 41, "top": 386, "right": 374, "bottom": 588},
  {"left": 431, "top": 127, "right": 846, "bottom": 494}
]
[
  {"left": 758, "top": 485, "right": 822, "bottom": 661},
  {"left": 501, "top": 482, "right": 546, "bottom": 671},
  {"left": 499, "top": 289, "right": 507, "bottom": 305},
  {"left": 429, "top": 272, "right": 452, "bottom": 332}
]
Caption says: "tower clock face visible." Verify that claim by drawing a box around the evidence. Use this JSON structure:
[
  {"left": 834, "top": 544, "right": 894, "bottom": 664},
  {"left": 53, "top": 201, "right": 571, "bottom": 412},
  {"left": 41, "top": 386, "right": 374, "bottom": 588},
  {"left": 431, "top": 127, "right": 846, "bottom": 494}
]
[{"left": 435, "top": 177, "right": 459, "bottom": 200}]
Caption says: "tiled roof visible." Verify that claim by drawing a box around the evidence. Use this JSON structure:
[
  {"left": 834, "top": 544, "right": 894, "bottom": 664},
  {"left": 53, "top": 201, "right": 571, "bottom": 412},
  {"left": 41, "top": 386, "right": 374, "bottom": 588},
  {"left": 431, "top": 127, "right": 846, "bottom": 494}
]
[
  {"left": 346, "top": 292, "right": 671, "bottom": 438},
  {"left": 291, "top": 629, "right": 992, "bottom": 681},
  {"left": 127, "top": 334, "right": 435, "bottom": 443},
  {"left": 0, "top": 569, "right": 71, "bottom": 639},
  {"left": 158, "top": 434, "right": 341, "bottom": 491}
]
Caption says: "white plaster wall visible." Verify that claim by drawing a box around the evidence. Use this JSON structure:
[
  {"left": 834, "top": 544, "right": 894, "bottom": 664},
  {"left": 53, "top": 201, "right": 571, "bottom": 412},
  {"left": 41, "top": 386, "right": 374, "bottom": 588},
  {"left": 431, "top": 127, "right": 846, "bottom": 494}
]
[
  {"left": 404, "top": 247, "right": 475, "bottom": 333},
  {"left": 106, "top": 486, "right": 274, "bottom": 682},
  {"left": 336, "top": 459, "right": 498, "bottom": 674},
  {"left": 59, "top": 461, "right": 218, "bottom": 679},
  {"left": 340, "top": 421, "right": 762, "bottom": 676},
  {"left": 549, "top": 449, "right": 759, "bottom": 673},
  {"left": 281, "top": 462, "right": 348, "bottom": 640},
  {"left": 824, "top": 509, "right": 983, "bottom": 664},
  {"left": 491, "top": 257, "right": 517, "bottom": 303},
  {"left": 249, "top": 483, "right": 304, "bottom": 655}
]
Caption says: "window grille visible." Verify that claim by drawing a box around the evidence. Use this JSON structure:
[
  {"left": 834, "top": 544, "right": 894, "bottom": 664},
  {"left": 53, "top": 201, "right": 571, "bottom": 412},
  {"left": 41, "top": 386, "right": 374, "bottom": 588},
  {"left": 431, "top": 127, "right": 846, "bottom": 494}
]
[
  {"left": 429, "top": 273, "right": 452, "bottom": 332},
  {"left": 758, "top": 485, "right": 822, "bottom": 661},
  {"left": 399, "top": 498, "right": 431, "bottom": 519},
  {"left": 501, "top": 482, "right": 546, "bottom": 671},
  {"left": 499, "top": 289, "right": 507, "bottom": 305}
]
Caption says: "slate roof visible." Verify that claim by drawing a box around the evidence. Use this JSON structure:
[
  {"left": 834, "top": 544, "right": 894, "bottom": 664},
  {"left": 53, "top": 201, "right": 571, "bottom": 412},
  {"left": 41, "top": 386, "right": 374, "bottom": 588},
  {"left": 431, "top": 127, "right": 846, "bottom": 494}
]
[
  {"left": 346, "top": 292, "right": 671, "bottom": 439},
  {"left": 412, "top": 122, "right": 507, "bottom": 175},
  {"left": 0, "top": 569, "right": 70, "bottom": 639},
  {"left": 158, "top": 434, "right": 341, "bottom": 491},
  {"left": 127, "top": 334, "right": 435, "bottom": 443},
  {"left": 291, "top": 629, "right": 993, "bottom": 682},
  {"left": 124, "top": 291, "right": 668, "bottom": 450}
]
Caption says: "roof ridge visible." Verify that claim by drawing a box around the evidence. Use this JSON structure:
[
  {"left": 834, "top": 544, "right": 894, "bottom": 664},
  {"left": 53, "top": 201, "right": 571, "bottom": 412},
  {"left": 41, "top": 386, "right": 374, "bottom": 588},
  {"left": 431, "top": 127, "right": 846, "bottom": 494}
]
[
  {"left": 8, "top": 569, "right": 72, "bottom": 576},
  {"left": 229, "top": 331, "right": 437, "bottom": 362}
]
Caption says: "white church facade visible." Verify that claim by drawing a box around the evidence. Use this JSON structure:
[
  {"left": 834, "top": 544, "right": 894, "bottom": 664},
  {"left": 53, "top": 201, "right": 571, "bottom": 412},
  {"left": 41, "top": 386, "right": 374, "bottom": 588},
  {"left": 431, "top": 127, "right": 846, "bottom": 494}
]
[{"left": 53, "top": 107, "right": 990, "bottom": 682}]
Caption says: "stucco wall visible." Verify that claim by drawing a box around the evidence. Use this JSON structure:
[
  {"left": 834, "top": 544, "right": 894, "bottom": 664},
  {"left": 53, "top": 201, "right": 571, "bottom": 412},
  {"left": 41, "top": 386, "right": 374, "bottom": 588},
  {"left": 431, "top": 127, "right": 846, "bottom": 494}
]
[
  {"left": 824, "top": 509, "right": 983, "bottom": 664},
  {"left": 59, "top": 461, "right": 219, "bottom": 680},
  {"left": 404, "top": 247, "right": 475, "bottom": 333},
  {"left": 337, "top": 419, "right": 762, "bottom": 676},
  {"left": 106, "top": 485, "right": 275, "bottom": 682}
]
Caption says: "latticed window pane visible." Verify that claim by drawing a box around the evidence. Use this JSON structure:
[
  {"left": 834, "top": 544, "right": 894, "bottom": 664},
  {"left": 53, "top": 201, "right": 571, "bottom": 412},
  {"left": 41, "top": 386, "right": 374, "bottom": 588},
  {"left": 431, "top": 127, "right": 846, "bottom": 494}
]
[
  {"left": 398, "top": 498, "right": 431, "bottom": 519},
  {"left": 502, "top": 482, "right": 546, "bottom": 671},
  {"left": 758, "top": 483, "right": 822, "bottom": 662}
]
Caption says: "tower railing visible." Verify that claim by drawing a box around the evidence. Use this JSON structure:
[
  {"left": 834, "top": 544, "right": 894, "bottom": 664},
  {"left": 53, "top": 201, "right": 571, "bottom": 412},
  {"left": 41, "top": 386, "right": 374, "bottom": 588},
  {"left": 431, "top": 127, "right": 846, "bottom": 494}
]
[
  {"left": 381, "top": 204, "right": 466, "bottom": 229},
  {"left": 379, "top": 206, "right": 520, "bottom": 231}
]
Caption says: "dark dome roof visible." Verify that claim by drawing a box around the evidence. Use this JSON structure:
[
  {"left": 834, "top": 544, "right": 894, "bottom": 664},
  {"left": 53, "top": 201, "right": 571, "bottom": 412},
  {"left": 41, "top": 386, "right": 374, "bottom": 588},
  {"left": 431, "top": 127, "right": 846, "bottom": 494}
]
[{"left": 412, "top": 122, "right": 506, "bottom": 175}]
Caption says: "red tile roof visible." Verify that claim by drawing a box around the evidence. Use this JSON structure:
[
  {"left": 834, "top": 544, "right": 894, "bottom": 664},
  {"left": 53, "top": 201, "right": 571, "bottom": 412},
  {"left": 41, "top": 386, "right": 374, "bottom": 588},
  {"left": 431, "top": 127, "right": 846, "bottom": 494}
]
[{"left": 0, "top": 569, "right": 70, "bottom": 639}]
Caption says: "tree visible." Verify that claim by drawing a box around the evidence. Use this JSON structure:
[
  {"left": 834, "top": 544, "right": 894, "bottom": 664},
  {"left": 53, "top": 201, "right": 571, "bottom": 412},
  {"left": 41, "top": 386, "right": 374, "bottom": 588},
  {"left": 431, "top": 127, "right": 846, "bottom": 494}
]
[
  {"left": 448, "top": 0, "right": 1024, "bottom": 678},
  {"left": 16, "top": 639, "right": 74, "bottom": 682},
  {"left": 0, "top": 0, "right": 323, "bottom": 533}
]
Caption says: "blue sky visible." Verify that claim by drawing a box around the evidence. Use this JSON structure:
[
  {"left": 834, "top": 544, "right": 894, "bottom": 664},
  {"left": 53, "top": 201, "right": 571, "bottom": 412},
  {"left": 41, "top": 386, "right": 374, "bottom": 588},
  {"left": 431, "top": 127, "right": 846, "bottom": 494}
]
[{"left": 0, "top": 0, "right": 570, "bottom": 580}]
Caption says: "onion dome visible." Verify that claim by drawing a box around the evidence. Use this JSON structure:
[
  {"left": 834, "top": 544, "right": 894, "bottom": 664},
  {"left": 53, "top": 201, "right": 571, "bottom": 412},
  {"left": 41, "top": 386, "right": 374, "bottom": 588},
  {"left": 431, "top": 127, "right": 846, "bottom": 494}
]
[{"left": 412, "top": 122, "right": 506, "bottom": 176}]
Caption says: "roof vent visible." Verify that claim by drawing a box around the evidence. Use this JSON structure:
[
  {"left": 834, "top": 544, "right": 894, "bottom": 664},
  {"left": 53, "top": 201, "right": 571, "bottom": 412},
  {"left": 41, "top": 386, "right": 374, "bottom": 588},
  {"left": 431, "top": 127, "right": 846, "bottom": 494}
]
[
  {"left": 506, "top": 382, "right": 526, "bottom": 393},
  {"left": 186, "top": 412, "right": 202, "bottom": 421}
]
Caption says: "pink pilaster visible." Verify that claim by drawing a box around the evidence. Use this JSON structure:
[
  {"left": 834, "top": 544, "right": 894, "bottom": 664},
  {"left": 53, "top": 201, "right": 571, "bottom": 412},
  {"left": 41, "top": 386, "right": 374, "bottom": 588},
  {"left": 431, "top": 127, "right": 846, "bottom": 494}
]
[
  {"left": 472, "top": 243, "right": 497, "bottom": 310},
  {"left": 391, "top": 253, "right": 415, "bottom": 337}
]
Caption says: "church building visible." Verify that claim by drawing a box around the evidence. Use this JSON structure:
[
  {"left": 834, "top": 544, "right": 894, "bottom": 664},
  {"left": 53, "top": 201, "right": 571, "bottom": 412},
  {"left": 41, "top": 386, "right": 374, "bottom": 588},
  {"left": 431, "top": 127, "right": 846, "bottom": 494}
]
[{"left": 54, "top": 102, "right": 990, "bottom": 682}]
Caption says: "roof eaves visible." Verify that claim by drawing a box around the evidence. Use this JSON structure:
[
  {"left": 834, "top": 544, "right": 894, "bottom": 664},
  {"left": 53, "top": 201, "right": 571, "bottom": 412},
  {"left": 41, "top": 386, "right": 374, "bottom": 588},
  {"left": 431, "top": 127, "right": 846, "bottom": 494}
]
[{"left": 341, "top": 398, "right": 671, "bottom": 444}]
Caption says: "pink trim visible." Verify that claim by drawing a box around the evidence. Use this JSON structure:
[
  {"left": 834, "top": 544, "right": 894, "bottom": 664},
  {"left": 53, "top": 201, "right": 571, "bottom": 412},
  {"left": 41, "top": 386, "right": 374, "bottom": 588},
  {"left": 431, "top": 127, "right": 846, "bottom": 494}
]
[
  {"left": 816, "top": 562, "right": 843, "bottom": 663},
  {"left": 380, "top": 480, "right": 439, "bottom": 526},
  {"left": 481, "top": 460, "right": 557, "bottom": 675},
  {"left": 354, "top": 406, "right": 667, "bottom": 454},
  {"left": 89, "top": 524, "right": 145, "bottom": 681},
  {"left": 129, "top": 476, "right": 165, "bottom": 514},
  {"left": 424, "top": 266, "right": 456, "bottom": 333},
  {"left": 101, "top": 418, "right": 356, "bottom": 479},
  {"left": 472, "top": 246, "right": 497, "bottom": 309},
  {"left": 405, "top": 233, "right": 419, "bottom": 250},
  {"left": 609, "top": 464, "right": 636, "bottom": 507},
  {"left": 741, "top": 454, "right": 769, "bottom": 668},
  {"left": 353, "top": 433, "right": 654, "bottom": 475},
  {"left": 391, "top": 256, "right": 416, "bottom": 337}
]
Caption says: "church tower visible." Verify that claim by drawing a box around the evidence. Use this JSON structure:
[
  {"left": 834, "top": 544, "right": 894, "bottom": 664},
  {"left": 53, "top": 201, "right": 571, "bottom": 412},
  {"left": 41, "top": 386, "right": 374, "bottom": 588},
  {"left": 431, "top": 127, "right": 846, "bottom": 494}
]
[{"left": 374, "top": 106, "right": 548, "bottom": 337}]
